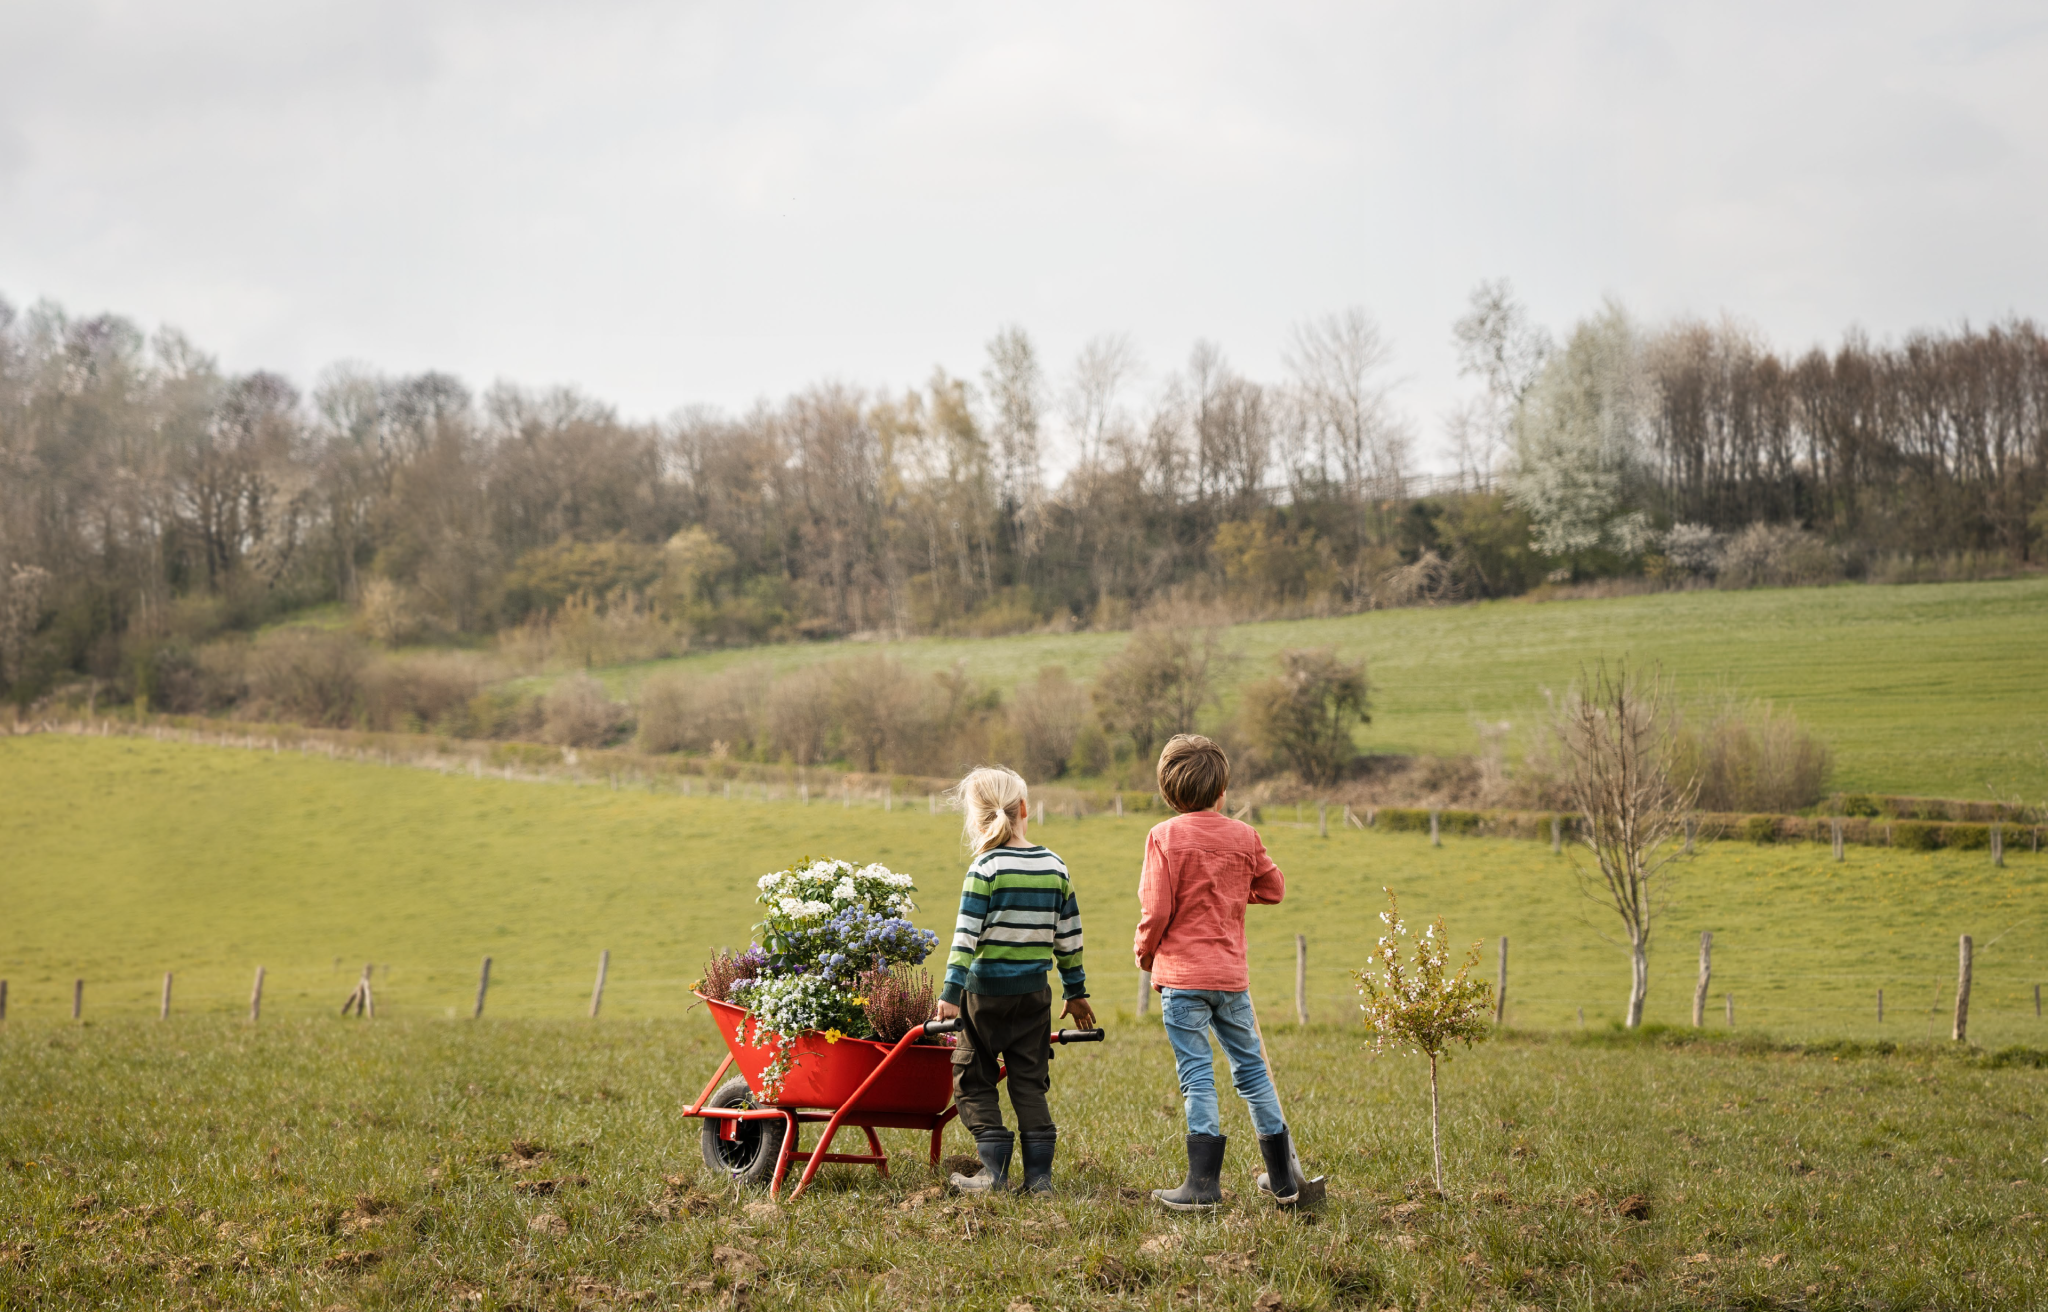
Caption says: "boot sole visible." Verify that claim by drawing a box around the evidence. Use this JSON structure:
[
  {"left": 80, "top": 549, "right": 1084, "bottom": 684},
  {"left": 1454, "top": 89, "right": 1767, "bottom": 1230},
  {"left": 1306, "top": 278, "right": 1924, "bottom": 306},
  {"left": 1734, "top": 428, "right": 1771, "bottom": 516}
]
[{"left": 1152, "top": 1192, "right": 1222, "bottom": 1212}]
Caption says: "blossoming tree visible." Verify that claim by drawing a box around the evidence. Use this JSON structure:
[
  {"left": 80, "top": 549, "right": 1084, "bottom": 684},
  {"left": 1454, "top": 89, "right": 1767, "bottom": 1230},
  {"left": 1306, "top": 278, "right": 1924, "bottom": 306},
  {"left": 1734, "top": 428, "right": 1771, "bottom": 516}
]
[{"left": 1353, "top": 888, "right": 1493, "bottom": 1192}]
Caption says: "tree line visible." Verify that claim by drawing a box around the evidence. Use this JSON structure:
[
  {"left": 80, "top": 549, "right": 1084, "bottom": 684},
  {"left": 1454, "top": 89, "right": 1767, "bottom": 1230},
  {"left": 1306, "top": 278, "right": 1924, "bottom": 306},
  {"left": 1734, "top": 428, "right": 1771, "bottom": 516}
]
[{"left": 2, "top": 286, "right": 2043, "bottom": 707}]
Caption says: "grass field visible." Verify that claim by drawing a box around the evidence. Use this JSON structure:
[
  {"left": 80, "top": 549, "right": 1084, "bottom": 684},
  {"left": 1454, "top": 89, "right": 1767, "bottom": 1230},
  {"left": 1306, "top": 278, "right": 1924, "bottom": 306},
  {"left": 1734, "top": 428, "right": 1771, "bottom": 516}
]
[
  {"left": 3, "top": 1019, "right": 2044, "bottom": 1310},
  {"left": 5, "top": 735, "right": 2046, "bottom": 1047},
  {"left": 6, "top": 735, "right": 2048, "bottom": 1309},
  {"left": 573, "top": 577, "right": 2048, "bottom": 801}
]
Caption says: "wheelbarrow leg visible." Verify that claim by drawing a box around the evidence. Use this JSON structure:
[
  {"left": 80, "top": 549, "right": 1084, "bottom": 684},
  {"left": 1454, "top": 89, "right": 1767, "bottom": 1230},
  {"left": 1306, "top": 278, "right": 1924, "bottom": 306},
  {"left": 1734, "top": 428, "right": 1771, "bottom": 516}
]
[
  {"left": 789, "top": 1027, "right": 924, "bottom": 1201},
  {"left": 864, "top": 1125, "right": 888, "bottom": 1177},
  {"left": 767, "top": 1110, "right": 800, "bottom": 1200}
]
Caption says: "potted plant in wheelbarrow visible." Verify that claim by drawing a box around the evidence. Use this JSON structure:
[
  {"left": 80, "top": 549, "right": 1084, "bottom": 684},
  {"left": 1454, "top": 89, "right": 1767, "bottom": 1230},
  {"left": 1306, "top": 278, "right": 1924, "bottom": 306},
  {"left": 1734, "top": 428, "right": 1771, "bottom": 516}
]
[{"left": 689, "top": 858, "right": 955, "bottom": 1196}]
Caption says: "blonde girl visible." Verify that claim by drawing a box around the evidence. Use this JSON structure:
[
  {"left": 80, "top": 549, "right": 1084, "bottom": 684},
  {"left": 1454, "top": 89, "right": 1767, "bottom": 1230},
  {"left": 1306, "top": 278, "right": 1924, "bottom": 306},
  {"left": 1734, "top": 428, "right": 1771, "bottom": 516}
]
[{"left": 934, "top": 766, "right": 1094, "bottom": 1193}]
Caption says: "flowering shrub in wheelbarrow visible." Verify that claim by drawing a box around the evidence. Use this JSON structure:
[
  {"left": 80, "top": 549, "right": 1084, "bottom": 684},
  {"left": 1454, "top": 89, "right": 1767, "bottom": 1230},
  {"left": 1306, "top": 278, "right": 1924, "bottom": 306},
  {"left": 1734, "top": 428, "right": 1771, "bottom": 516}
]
[{"left": 697, "top": 858, "right": 940, "bottom": 1099}]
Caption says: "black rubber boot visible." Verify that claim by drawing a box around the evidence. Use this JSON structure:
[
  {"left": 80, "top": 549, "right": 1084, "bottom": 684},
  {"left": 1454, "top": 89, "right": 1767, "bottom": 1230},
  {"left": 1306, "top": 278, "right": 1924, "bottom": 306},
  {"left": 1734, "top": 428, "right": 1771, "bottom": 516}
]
[
  {"left": 1254, "top": 1127, "right": 1302, "bottom": 1203},
  {"left": 1018, "top": 1128, "right": 1058, "bottom": 1195},
  {"left": 950, "top": 1130, "right": 1014, "bottom": 1194},
  {"left": 1151, "top": 1134, "right": 1226, "bottom": 1211}
]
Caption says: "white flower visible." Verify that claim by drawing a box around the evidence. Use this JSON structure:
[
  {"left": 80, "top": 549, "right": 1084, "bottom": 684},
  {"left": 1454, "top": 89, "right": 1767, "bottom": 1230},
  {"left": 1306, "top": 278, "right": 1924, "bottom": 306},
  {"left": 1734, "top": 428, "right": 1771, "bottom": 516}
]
[
  {"left": 833, "top": 879, "right": 858, "bottom": 901},
  {"left": 757, "top": 873, "right": 782, "bottom": 891},
  {"left": 798, "top": 899, "right": 831, "bottom": 919},
  {"left": 778, "top": 897, "right": 805, "bottom": 916}
]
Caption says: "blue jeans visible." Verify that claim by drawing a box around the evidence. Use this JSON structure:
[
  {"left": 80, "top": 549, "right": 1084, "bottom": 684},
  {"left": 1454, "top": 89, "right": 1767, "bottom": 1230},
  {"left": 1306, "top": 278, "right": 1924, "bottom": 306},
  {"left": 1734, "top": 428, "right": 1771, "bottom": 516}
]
[{"left": 1159, "top": 988, "right": 1285, "bottom": 1138}]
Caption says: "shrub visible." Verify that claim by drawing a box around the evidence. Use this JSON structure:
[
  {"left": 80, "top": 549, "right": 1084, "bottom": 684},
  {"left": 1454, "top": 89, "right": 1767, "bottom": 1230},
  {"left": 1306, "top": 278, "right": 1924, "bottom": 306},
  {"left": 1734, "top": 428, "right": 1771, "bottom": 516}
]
[
  {"left": 763, "top": 663, "right": 835, "bottom": 767},
  {"left": 1741, "top": 814, "right": 1779, "bottom": 844},
  {"left": 245, "top": 630, "right": 367, "bottom": 727},
  {"left": 1715, "top": 523, "right": 1842, "bottom": 589},
  {"left": 541, "top": 673, "right": 627, "bottom": 747},
  {"left": 354, "top": 577, "right": 423, "bottom": 646},
  {"left": 697, "top": 946, "right": 764, "bottom": 1004},
  {"left": 1945, "top": 823, "right": 1990, "bottom": 851},
  {"left": 1893, "top": 821, "right": 1940, "bottom": 851},
  {"left": 636, "top": 664, "right": 767, "bottom": 756},
  {"left": 362, "top": 652, "right": 494, "bottom": 732},
  {"left": 1839, "top": 793, "right": 1882, "bottom": 818},
  {"left": 1674, "top": 697, "right": 1830, "bottom": 813},
  {"left": 1009, "top": 666, "right": 1089, "bottom": 781},
  {"left": 859, "top": 964, "right": 936, "bottom": 1043},
  {"left": 1239, "top": 647, "right": 1369, "bottom": 785}
]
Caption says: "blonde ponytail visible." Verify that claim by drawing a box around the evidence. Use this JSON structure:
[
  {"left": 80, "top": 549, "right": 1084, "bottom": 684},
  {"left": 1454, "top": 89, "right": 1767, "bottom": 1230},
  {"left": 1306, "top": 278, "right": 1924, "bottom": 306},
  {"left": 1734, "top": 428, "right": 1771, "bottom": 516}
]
[{"left": 953, "top": 766, "right": 1029, "bottom": 854}]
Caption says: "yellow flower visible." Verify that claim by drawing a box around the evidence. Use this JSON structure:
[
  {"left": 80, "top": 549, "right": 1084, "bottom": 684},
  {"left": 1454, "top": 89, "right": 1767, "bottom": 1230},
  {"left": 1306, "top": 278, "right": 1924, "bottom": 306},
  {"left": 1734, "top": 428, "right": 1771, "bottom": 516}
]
[
  {"left": 850, "top": 996, "right": 869, "bottom": 1006},
  {"left": 822, "top": 1028, "right": 845, "bottom": 1044}
]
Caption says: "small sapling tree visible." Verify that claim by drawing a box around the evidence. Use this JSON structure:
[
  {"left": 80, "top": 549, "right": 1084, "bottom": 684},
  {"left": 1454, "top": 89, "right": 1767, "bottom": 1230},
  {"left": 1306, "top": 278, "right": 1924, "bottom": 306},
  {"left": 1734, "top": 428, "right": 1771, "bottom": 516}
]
[{"left": 1353, "top": 888, "right": 1493, "bottom": 1192}]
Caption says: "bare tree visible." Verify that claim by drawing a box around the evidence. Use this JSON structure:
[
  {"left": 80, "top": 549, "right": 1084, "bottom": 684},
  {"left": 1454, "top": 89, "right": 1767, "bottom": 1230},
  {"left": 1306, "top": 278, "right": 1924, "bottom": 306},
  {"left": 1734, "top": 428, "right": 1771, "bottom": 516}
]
[
  {"left": 1009, "top": 665, "right": 1090, "bottom": 781},
  {"left": 1060, "top": 333, "right": 1141, "bottom": 471},
  {"left": 1450, "top": 280, "right": 1553, "bottom": 490},
  {"left": 1284, "top": 308, "right": 1409, "bottom": 494},
  {"left": 983, "top": 325, "right": 1046, "bottom": 564},
  {"left": 1552, "top": 663, "right": 1698, "bottom": 1028}
]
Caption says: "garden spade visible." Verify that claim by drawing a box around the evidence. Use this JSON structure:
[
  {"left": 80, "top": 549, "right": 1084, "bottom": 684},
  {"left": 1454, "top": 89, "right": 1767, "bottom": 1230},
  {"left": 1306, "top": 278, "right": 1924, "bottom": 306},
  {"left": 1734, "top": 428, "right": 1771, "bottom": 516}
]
[{"left": 1245, "top": 992, "right": 1327, "bottom": 1206}]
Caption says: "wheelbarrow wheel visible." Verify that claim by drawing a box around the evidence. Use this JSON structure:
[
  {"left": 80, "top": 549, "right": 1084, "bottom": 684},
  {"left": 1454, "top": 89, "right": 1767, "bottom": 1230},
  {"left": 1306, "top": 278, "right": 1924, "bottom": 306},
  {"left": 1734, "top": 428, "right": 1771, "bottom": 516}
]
[{"left": 699, "top": 1077, "right": 786, "bottom": 1186}]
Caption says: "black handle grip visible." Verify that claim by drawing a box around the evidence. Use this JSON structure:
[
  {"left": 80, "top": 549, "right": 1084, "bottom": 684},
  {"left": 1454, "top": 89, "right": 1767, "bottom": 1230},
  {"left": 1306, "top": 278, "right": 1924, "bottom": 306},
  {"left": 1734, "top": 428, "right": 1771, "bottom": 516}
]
[
  {"left": 1053, "top": 1028, "right": 1106, "bottom": 1044},
  {"left": 921, "top": 1017, "right": 962, "bottom": 1036}
]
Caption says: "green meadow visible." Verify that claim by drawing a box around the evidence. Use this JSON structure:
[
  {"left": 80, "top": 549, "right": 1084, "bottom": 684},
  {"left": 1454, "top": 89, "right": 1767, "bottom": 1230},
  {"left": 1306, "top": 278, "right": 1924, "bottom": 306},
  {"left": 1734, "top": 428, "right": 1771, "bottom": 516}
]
[
  {"left": 4, "top": 734, "right": 2044, "bottom": 1046},
  {"left": 5, "top": 735, "right": 2048, "bottom": 1309},
  {"left": 573, "top": 577, "right": 2048, "bottom": 802}
]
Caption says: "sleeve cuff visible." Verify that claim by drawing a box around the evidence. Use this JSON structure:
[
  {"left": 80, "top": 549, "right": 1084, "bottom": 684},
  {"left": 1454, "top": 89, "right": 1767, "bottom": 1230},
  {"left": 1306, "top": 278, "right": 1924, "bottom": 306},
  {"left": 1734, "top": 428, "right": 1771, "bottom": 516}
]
[
  {"left": 938, "top": 983, "right": 964, "bottom": 1005},
  {"left": 1062, "top": 981, "right": 1088, "bottom": 1001}
]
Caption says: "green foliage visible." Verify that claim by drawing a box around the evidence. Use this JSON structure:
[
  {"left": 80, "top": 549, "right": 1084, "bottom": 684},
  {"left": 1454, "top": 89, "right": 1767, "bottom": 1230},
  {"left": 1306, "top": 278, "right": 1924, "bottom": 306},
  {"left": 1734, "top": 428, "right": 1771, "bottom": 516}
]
[
  {"left": 1353, "top": 889, "right": 1493, "bottom": 1061},
  {"left": 1840, "top": 793, "right": 1883, "bottom": 817},
  {"left": 1944, "top": 823, "right": 1991, "bottom": 851},
  {"left": 499, "top": 539, "right": 664, "bottom": 623},
  {"left": 1741, "top": 815, "right": 1780, "bottom": 844},
  {"left": 1238, "top": 647, "right": 1369, "bottom": 785},
  {"left": 1893, "top": 821, "right": 1941, "bottom": 851}
]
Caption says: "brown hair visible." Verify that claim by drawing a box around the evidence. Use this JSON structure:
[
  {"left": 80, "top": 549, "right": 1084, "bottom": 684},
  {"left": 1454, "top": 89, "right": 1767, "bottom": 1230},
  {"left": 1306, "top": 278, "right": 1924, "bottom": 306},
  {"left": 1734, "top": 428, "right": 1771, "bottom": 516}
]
[{"left": 1157, "top": 734, "right": 1229, "bottom": 813}]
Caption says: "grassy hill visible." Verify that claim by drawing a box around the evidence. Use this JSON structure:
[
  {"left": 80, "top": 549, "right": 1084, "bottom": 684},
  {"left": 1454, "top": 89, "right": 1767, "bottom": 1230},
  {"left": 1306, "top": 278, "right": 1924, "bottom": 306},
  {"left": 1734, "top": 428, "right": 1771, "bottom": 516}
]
[
  {"left": 6, "top": 734, "right": 2044, "bottom": 1048},
  {"left": 570, "top": 577, "right": 2048, "bottom": 801}
]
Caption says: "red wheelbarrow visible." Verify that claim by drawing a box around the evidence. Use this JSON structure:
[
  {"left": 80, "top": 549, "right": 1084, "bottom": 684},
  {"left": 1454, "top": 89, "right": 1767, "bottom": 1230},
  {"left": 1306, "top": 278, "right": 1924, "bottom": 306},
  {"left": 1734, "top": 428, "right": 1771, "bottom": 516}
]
[{"left": 684, "top": 996, "right": 1104, "bottom": 1201}]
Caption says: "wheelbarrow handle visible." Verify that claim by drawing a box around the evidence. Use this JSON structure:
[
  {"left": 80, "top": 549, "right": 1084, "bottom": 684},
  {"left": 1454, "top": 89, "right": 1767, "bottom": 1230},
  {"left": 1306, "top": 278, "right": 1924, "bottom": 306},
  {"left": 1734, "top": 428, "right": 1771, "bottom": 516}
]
[
  {"left": 920, "top": 1017, "right": 963, "bottom": 1036},
  {"left": 1054, "top": 1028, "right": 1106, "bottom": 1044}
]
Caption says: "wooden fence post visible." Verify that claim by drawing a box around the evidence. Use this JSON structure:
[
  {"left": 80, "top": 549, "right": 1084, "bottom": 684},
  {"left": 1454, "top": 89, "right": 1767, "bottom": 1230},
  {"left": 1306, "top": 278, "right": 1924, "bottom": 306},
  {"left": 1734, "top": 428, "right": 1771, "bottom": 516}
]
[
  {"left": 0, "top": 979, "right": 7, "bottom": 1022},
  {"left": 885, "top": 784, "right": 892, "bottom": 813},
  {"left": 1685, "top": 815, "right": 1696, "bottom": 855},
  {"left": 1429, "top": 809, "right": 1441, "bottom": 847},
  {"left": 474, "top": 956, "right": 492, "bottom": 1019},
  {"left": 1691, "top": 932, "right": 1712, "bottom": 1027},
  {"left": 1953, "top": 935, "right": 1972, "bottom": 1042},
  {"left": 250, "top": 966, "right": 265, "bottom": 1022},
  {"left": 1576, "top": 1006, "right": 1585, "bottom": 1028},
  {"left": 799, "top": 780, "right": 809, "bottom": 805},
  {"left": 1495, "top": 936, "right": 1508, "bottom": 1024},
  {"left": 590, "top": 950, "right": 610, "bottom": 1019},
  {"left": 1725, "top": 993, "right": 1733, "bottom": 1027},
  {"left": 1876, "top": 987, "right": 1883, "bottom": 1023},
  {"left": 1990, "top": 824, "right": 2003, "bottom": 868},
  {"left": 1551, "top": 816, "right": 1562, "bottom": 853},
  {"left": 1318, "top": 802, "right": 1328, "bottom": 838},
  {"left": 1136, "top": 969, "right": 1151, "bottom": 1018},
  {"left": 928, "top": 792, "right": 936, "bottom": 814},
  {"left": 160, "top": 971, "right": 173, "bottom": 1020},
  {"left": 73, "top": 979, "right": 83, "bottom": 1021},
  {"left": 1115, "top": 794, "right": 1123, "bottom": 817},
  {"left": 2035, "top": 982, "right": 2041, "bottom": 1018},
  {"left": 1295, "top": 935, "right": 1309, "bottom": 1026},
  {"left": 1831, "top": 817, "right": 1844, "bottom": 862}
]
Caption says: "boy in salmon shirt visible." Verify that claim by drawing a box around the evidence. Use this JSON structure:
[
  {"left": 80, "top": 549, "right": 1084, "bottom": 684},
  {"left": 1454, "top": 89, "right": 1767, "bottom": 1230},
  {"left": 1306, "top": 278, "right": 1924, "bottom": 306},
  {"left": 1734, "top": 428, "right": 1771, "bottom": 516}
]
[{"left": 1135, "top": 734, "right": 1312, "bottom": 1210}]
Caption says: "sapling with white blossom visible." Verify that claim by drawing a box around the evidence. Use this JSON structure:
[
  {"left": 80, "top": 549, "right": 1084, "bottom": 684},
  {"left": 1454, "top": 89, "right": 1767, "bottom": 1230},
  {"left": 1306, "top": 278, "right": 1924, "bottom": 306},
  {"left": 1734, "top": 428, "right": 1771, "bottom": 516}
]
[{"left": 1353, "top": 887, "right": 1493, "bottom": 1192}]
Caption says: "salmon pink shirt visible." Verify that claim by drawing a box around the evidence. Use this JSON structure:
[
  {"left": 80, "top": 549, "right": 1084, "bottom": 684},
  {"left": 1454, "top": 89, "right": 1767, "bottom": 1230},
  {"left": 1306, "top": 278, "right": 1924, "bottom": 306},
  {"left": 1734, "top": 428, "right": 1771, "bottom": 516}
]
[{"left": 1133, "top": 809, "right": 1286, "bottom": 991}]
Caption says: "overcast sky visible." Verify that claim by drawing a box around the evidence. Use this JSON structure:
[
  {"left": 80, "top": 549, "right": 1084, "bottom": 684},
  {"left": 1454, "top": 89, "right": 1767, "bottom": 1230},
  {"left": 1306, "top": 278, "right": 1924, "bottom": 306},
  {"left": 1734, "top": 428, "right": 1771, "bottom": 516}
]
[{"left": 3, "top": 1, "right": 2045, "bottom": 469}]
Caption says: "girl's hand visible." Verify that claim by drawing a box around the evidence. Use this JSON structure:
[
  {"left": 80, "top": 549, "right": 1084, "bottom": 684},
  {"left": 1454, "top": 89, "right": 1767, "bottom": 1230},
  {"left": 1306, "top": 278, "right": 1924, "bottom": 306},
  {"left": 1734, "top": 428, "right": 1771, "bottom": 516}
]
[
  {"left": 935, "top": 1000, "right": 961, "bottom": 1020},
  {"left": 1062, "top": 997, "right": 1097, "bottom": 1030}
]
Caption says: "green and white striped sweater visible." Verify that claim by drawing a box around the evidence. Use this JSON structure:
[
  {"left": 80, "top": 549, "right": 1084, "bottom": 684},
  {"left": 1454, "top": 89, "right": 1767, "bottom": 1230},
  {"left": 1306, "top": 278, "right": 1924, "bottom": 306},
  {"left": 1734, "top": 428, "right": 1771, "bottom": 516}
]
[{"left": 939, "top": 844, "right": 1087, "bottom": 1004}]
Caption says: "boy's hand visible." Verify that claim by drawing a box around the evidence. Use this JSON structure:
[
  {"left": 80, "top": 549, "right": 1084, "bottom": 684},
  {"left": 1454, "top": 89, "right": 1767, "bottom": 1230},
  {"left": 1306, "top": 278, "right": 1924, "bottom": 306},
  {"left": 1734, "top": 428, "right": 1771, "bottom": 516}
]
[
  {"left": 1061, "top": 997, "right": 1097, "bottom": 1030},
  {"left": 935, "top": 1000, "right": 961, "bottom": 1020}
]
